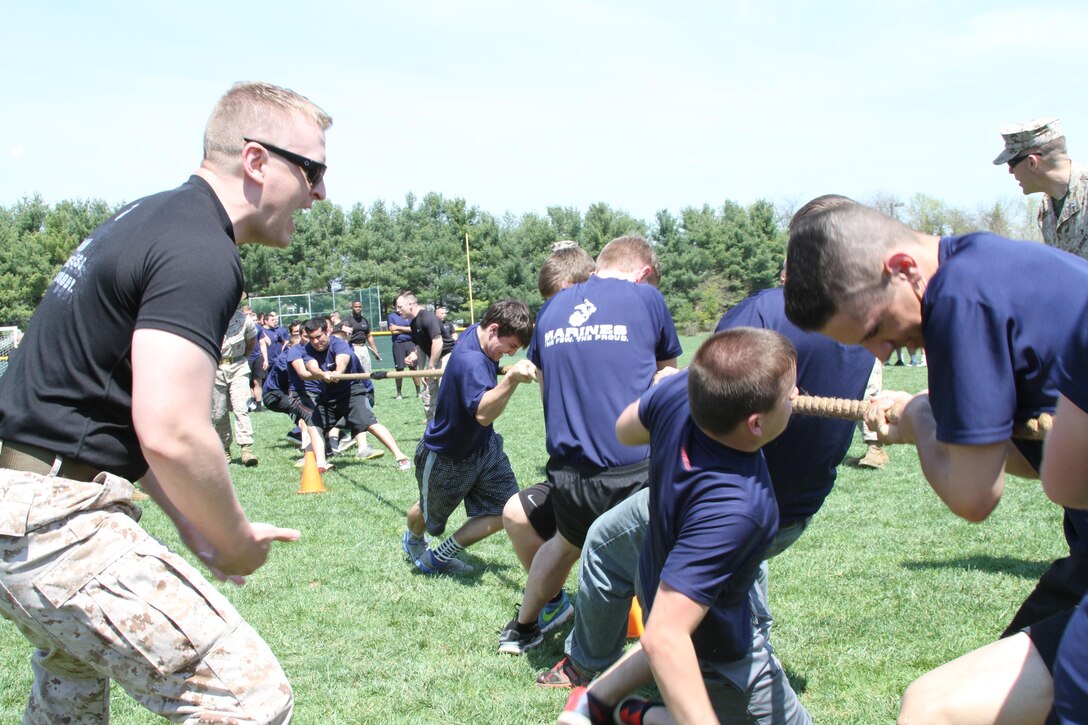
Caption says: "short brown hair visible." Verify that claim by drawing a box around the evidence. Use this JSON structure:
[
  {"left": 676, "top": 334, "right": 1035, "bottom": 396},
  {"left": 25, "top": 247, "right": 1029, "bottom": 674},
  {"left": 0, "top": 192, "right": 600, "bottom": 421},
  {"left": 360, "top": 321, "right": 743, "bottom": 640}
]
[
  {"left": 539, "top": 244, "right": 596, "bottom": 299},
  {"left": 687, "top": 328, "right": 796, "bottom": 436},
  {"left": 783, "top": 201, "right": 908, "bottom": 331},
  {"left": 596, "top": 235, "right": 660, "bottom": 286},
  {"left": 789, "top": 194, "right": 858, "bottom": 231},
  {"left": 480, "top": 299, "right": 534, "bottom": 348}
]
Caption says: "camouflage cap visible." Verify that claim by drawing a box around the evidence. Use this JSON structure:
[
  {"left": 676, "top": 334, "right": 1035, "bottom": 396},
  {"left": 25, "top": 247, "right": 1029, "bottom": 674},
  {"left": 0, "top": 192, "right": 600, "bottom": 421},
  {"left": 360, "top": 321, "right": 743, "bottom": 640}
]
[{"left": 993, "top": 117, "right": 1063, "bottom": 165}]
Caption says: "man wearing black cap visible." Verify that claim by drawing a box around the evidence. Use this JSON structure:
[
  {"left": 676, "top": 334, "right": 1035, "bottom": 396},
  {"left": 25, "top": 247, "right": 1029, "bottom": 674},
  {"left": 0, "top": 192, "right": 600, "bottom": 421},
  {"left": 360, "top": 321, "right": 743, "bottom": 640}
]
[{"left": 995, "top": 117, "right": 1088, "bottom": 258}]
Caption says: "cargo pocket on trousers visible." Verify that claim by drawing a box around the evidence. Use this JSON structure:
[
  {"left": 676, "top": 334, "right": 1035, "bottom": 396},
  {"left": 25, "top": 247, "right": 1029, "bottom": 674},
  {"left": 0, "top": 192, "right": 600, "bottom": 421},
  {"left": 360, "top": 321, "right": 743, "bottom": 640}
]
[{"left": 84, "top": 538, "right": 242, "bottom": 676}]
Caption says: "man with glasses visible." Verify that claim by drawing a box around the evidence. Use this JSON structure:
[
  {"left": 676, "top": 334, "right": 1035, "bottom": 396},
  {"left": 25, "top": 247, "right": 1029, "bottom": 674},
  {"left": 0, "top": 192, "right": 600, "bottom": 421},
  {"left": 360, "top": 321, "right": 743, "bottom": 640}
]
[
  {"left": 995, "top": 117, "right": 1088, "bottom": 258},
  {"left": 0, "top": 81, "right": 330, "bottom": 723}
]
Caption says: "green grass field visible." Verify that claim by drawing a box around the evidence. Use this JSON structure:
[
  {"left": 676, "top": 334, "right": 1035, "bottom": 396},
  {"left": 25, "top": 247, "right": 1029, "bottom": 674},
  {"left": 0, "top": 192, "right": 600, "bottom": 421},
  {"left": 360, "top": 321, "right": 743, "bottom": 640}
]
[{"left": 0, "top": 337, "right": 1067, "bottom": 723}]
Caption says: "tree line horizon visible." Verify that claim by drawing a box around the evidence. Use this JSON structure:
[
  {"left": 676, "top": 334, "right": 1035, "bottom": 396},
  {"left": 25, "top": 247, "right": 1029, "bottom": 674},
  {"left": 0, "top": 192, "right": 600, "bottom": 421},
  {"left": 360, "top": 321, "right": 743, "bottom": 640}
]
[{"left": 0, "top": 190, "right": 1041, "bottom": 333}]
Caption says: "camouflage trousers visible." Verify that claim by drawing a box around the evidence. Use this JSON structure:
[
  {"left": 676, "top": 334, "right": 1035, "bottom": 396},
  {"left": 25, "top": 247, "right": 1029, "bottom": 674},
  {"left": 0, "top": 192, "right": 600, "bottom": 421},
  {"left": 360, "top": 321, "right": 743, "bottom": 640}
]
[
  {"left": 418, "top": 353, "right": 449, "bottom": 422},
  {"left": 0, "top": 467, "right": 293, "bottom": 723},
  {"left": 213, "top": 360, "right": 255, "bottom": 448}
]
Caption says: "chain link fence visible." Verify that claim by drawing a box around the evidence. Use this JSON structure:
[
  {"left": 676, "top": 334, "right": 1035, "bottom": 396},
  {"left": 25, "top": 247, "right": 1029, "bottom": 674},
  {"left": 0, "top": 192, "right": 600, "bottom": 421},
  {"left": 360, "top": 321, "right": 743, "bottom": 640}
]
[
  {"left": 0, "top": 327, "right": 22, "bottom": 378},
  {"left": 248, "top": 288, "right": 400, "bottom": 369},
  {"left": 249, "top": 288, "right": 383, "bottom": 328}
]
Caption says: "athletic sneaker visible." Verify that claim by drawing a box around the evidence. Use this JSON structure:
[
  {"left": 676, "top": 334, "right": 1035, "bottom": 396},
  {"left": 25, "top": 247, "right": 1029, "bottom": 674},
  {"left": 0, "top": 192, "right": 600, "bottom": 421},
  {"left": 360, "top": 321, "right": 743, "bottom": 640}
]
[
  {"left": 402, "top": 530, "right": 428, "bottom": 562},
  {"left": 613, "top": 696, "right": 662, "bottom": 725},
  {"left": 355, "top": 447, "right": 385, "bottom": 460},
  {"left": 536, "top": 655, "right": 593, "bottom": 689},
  {"left": 286, "top": 427, "right": 302, "bottom": 444},
  {"left": 497, "top": 616, "right": 543, "bottom": 655},
  {"left": 336, "top": 435, "right": 356, "bottom": 454},
  {"left": 414, "top": 548, "right": 473, "bottom": 576},
  {"left": 538, "top": 590, "right": 574, "bottom": 634}
]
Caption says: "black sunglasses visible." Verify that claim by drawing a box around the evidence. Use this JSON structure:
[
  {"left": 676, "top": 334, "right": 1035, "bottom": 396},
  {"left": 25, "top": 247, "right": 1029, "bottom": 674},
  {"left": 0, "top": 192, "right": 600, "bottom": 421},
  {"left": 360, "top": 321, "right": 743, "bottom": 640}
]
[
  {"left": 1007, "top": 152, "right": 1036, "bottom": 170},
  {"left": 243, "top": 137, "right": 326, "bottom": 187}
]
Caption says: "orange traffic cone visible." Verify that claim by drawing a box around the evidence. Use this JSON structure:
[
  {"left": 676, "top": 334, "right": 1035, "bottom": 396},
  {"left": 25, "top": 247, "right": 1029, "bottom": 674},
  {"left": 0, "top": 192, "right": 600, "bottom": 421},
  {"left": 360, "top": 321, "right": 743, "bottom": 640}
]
[
  {"left": 627, "top": 597, "right": 644, "bottom": 638},
  {"left": 297, "top": 451, "right": 327, "bottom": 494}
]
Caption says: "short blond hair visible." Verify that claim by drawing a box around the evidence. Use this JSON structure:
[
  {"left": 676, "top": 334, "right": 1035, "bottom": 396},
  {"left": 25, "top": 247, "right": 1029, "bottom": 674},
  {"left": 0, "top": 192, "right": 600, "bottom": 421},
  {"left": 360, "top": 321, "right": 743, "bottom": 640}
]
[{"left": 203, "top": 81, "right": 332, "bottom": 164}]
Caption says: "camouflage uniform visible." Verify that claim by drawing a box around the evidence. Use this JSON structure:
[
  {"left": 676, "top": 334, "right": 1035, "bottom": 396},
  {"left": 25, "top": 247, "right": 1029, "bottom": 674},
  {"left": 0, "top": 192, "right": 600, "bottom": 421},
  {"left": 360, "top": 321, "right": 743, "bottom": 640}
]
[
  {"left": 0, "top": 464, "right": 293, "bottom": 724},
  {"left": 213, "top": 310, "right": 258, "bottom": 452},
  {"left": 1039, "top": 161, "right": 1088, "bottom": 258}
]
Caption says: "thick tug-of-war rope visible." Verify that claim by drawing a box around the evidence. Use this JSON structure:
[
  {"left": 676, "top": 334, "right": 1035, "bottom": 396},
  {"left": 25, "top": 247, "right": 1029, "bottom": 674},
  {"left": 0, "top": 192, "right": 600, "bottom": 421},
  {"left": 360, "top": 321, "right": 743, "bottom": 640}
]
[
  {"left": 330, "top": 369, "right": 451, "bottom": 381},
  {"left": 327, "top": 371, "right": 1052, "bottom": 441},
  {"left": 792, "top": 395, "right": 1052, "bottom": 441}
]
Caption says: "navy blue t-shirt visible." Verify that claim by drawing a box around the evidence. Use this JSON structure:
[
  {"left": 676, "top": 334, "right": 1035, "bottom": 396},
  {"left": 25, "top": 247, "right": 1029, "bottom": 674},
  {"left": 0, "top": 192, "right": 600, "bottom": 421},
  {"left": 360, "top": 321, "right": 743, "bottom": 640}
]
[
  {"left": 264, "top": 325, "right": 288, "bottom": 363},
  {"left": 924, "top": 233, "right": 1088, "bottom": 554},
  {"left": 305, "top": 335, "right": 355, "bottom": 400},
  {"left": 423, "top": 324, "right": 499, "bottom": 461},
  {"left": 1054, "top": 301, "right": 1088, "bottom": 721},
  {"left": 247, "top": 325, "right": 268, "bottom": 363},
  {"left": 286, "top": 344, "right": 314, "bottom": 396},
  {"left": 263, "top": 342, "right": 296, "bottom": 394},
  {"left": 716, "top": 288, "right": 875, "bottom": 525},
  {"left": 387, "top": 312, "right": 413, "bottom": 343},
  {"left": 529, "top": 276, "right": 682, "bottom": 470},
  {"left": 637, "top": 371, "right": 778, "bottom": 663}
]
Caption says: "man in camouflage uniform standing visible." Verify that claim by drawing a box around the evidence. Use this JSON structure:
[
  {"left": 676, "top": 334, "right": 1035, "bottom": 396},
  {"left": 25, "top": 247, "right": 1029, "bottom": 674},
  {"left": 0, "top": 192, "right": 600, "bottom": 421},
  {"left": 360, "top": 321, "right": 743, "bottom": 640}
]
[
  {"left": 995, "top": 117, "right": 1088, "bottom": 257},
  {"left": 214, "top": 303, "right": 260, "bottom": 466},
  {"left": 0, "top": 81, "right": 330, "bottom": 723}
]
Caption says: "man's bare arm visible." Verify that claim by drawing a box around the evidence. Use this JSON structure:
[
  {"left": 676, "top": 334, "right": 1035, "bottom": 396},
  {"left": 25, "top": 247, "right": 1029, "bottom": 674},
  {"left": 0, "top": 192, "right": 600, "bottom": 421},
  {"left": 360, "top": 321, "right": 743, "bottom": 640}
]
[
  {"left": 1042, "top": 394, "right": 1088, "bottom": 509},
  {"left": 616, "top": 399, "right": 651, "bottom": 446},
  {"left": 870, "top": 392, "right": 1009, "bottom": 522},
  {"left": 132, "top": 329, "right": 299, "bottom": 576},
  {"left": 476, "top": 360, "right": 536, "bottom": 426},
  {"left": 641, "top": 582, "right": 716, "bottom": 723}
]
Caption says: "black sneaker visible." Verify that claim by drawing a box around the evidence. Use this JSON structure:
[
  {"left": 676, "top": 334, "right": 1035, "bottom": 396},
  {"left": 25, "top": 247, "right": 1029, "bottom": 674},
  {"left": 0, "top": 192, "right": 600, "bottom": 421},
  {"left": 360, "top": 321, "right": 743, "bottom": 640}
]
[{"left": 498, "top": 617, "right": 542, "bottom": 655}]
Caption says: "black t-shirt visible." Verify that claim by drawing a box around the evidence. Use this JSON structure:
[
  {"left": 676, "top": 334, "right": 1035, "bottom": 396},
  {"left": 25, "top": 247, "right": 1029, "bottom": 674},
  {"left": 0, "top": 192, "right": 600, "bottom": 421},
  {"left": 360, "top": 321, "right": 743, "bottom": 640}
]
[
  {"left": 0, "top": 176, "right": 243, "bottom": 481},
  {"left": 343, "top": 313, "right": 371, "bottom": 346},
  {"left": 410, "top": 309, "right": 455, "bottom": 360}
]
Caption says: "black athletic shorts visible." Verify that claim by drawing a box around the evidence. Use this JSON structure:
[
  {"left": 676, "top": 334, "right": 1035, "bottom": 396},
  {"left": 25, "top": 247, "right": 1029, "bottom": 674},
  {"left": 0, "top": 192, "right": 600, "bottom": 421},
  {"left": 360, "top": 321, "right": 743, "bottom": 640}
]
[
  {"left": 248, "top": 357, "right": 268, "bottom": 382},
  {"left": 549, "top": 458, "right": 650, "bottom": 549},
  {"left": 1004, "top": 552, "right": 1088, "bottom": 672},
  {"left": 263, "top": 389, "right": 302, "bottom": 422},
  {"left": 392, "top": 339, "right": 418, "bottom": 370},
  {"left": 517, "top": 482, "right": 556, "bottom": 540},
  {"left": 315, "top": 385, "right": 378, "bottom": 433}
]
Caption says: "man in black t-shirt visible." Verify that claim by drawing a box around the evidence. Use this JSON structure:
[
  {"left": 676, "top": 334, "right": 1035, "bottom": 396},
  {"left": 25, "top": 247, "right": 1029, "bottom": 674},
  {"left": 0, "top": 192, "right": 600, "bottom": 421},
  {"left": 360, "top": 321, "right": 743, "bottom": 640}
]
[
  {"left": 395, "top": 291, "right": 455, "bottom": 421},
  {"left": 0, "top": 81, "right": 331, "bottom": 723},
  {"left": 342, "top": 299, "right": 382, "bottom": 373},
  {"left": 436, "top": 304, "right": 457, "bottom": 341}
]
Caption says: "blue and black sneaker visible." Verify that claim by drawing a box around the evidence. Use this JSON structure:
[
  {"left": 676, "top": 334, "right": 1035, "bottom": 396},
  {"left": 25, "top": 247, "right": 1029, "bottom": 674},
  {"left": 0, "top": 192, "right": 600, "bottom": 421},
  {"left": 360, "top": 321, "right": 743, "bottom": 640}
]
[{"left": 538, "top": 589, "right": 574, "bottom": 634}]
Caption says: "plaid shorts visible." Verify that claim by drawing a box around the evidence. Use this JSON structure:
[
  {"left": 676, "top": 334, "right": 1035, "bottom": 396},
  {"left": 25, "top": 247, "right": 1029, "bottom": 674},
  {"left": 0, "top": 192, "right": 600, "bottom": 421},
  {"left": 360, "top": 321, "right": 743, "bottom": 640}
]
[{"left": 415, "top": 433, "right": 518, "bottom": 537}]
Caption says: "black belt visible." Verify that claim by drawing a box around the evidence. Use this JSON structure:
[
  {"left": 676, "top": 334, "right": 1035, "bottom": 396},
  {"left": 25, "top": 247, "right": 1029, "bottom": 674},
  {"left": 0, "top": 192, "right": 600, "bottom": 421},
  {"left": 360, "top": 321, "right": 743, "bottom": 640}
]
[{"left": 0, "top": 440, "right": 101, "bottom": 482}]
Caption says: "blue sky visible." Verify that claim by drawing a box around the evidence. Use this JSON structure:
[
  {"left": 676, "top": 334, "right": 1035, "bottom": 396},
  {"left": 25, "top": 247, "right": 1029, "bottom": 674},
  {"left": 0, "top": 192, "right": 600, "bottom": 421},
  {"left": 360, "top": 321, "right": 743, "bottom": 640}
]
[{"left": 3, "top": 1, "right": 1086, "bottom": 223}]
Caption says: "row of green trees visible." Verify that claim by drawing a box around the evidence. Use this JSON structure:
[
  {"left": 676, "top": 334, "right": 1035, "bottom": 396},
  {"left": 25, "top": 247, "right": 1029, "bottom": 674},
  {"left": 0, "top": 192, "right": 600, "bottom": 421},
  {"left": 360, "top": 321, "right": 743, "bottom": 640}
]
[{"left": 0, "top": 191, "right": 1039, "bottom": 332}]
